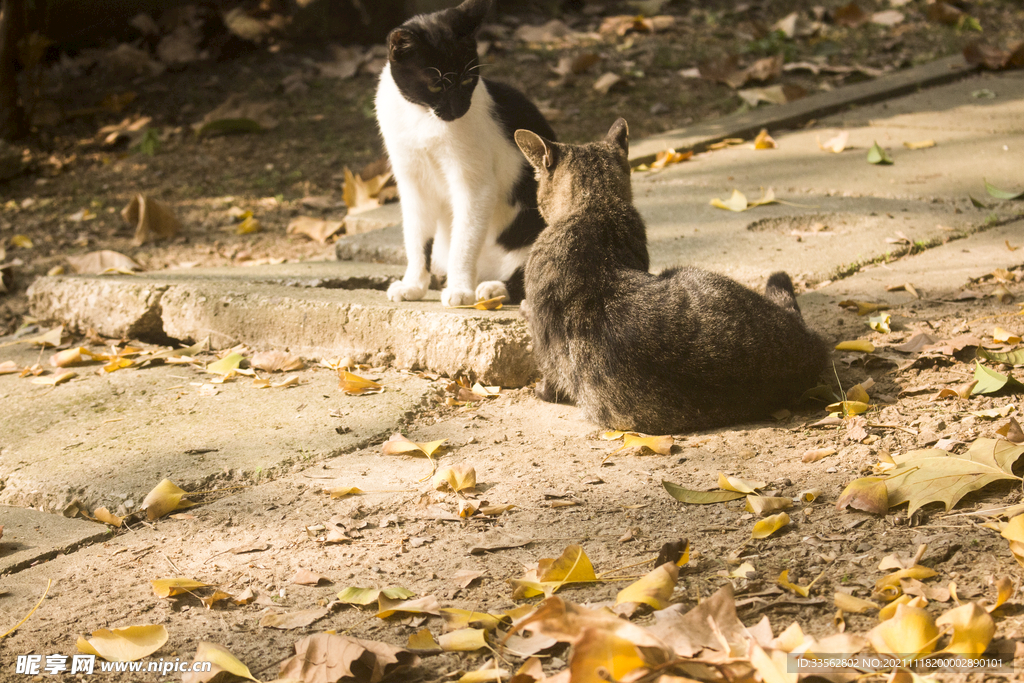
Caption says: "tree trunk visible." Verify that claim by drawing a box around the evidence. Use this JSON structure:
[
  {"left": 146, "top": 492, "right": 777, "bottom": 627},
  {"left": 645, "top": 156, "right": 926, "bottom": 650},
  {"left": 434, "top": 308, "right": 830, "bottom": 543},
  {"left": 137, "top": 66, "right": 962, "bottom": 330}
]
[{"left": 0, "top": 0, "right": 27, "bottom": 141}]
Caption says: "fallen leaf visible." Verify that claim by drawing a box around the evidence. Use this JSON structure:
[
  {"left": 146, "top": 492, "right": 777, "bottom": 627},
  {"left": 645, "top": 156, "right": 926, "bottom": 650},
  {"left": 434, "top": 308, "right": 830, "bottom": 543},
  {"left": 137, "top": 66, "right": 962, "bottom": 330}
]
[
  {"left": 710, "top": 187, "right": 777, "bottom": 212},
  {"left": 329, "top": 486, "right": 364, "bottom": 499},
  {"left": 903, "top": 139, "right": 936, "bottom": 150},
  {"left": 182, "top": 642, "right": 258, "bottom": 683},
  {"left": 292, "top": 568, "right": 331, "bottom": 586},
  {"left": 977, "top": 347, "right": 1024, "bottom": 366},
  {"left": 834, "top": 592, "right": 877, "bottom": 613},
  {"left": 868, "top": 312, "right": 891, "bottom": 333},
  {"left": 451, "top": 295, "right": 505, "bottom": 310},
  {"left": 511, "top": 545, "right": 597, "bottom": 599},
  {"left": 206, "top": 352, "right": 243, "bottom": 376},
  {"left": 839, "top": 300, "right": 889, "bottom": 316},
  {"left": 77, "top": 625, "right": 168, "bottom": 662},
  {"left": 592, "top": 72, "right": 622, "bottom": 95},
  {"left": 746, "top": 495, "right": 793, "bottom": 515},
  {"left": 992, "top": 327, "right": 1022, "bottom": 344},
  {"left": 67, "top": 250, "right": 142, "bottom": 274},
  {"left": 438, "top": 628, "right": 489, "bottom": 652},
  {"left": 885, "top": 438, "right": 1024, "bottom": 515},
  {"left": 799, "top": 488, "right": 821, "bottom": 503},
  {"left": 336, "top": 586, "right": 413, "bottom": 606},
  {"left": 277, "top": 633, "right": 418, "bottom": 683},
  {"left": 818, "top": 131, "right": 850, "bottom": 153},
  {"left": 250, "top": 350, "right": 304, "bottom": 372},
  {"left": 615, "top": 563, "right": 678, "bottom": 611},
  {"left": 376, "top": 594, "right": 441, "bottom": 619},
  {"left": 835, "top": 340, "right": 875, "bottom": 353},
  {"left": 141, "top": 479, "right": 196, "bottom": 520},
  {"left": 867, "top": 604, "right": 938, "bottom": 658},
  {"left": 984, "top": 179, "right": 1024, "bottom": 200},
  {"left": 777, "top": 569, "right": 809, "bottom": 597},
  {"left": 972, "top": 361, "right": 1024, "bottom": 396},
  {"left": 836, "top": 477, "right": 889, "bottom": 514},
  {"left": 287, "top": 215, "right": 345, "bottom": 244},
  {"left": 151, "top": 577, "right": 211, "bottom": 598},
  {"left": 936, "top": 602, "right": 994, "bottom": 657},
  {"left": 997, "top": 417, "right": 1024, "bottom": 444},
  {"left": 121, "top": 194, "right": 181, "bottom": 246},
  {"left": 382, "top": 434, "right": 447, "bottom": 461},
  {"left": 752, "top": 512, "right": 790, "bottom": 539},
  {"left": 31, "top": 370, "right": 76, "bottom": 386},
  {"left": 407, "top": 628, "right": 440, "bottom": 651},
  {"left": 195, "top": 96, "right": 277, "bottom": 136},
  {"left": 93, "top": 507, "right": 124, "bottom": 527},
  {"left": 432, "top": 464, "right": 476, "bottom": 492},
  {"left": 867, "top": 141, "right": 893, "bottom": 165},
  {"left": 340, "top": 370, "right": 383, "bottom": 395},
  {"left": 753, "top": 128, "right": 777, "bottom": 150},
  {"left": 802, "top": 447, "right": 836, "bottom": 463},
  {"left": 0, "top": 360, "right": 18, "bottom": 374},
  {"left": 718, "top": 473, "right": 765, "bottom": 493},
  {"left": 10, "top": 234, "right": 33, "bottom": 249},
  {"left": 343, "top": 165, "right": 393, "bottom": 215}
]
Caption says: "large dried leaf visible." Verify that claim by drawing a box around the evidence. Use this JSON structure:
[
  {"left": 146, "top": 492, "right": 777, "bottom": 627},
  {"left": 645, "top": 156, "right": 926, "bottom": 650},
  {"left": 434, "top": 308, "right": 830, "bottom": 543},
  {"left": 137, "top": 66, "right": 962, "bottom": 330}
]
[
  {"left": 382, "top": 434, "right": 447, "bottom": 460},
  {"left": 151, "top": 577, "right": 211, "bottom": 597},
  {"left": 277, "top": 633, "right": 418, "bottom": 683},
  {"left": 76, "top": 625, "right": 168, "bottom": 662},
  {"left": 511, "top": 545, "right": 598, "bottom": 599},
  {"left": 121, "top": 194, "right": 181, "bottom": 246},
  {"left": 438, "top": 628, "right": 488, "bottom": 652},
  {"left": 885, "top": 438, "right": 1024, "bottom": 515},
  {"left": 718, "top": 473, "right": 765, "bottom": 493},
  {"left": 376, "top": 595, "right": 441, "bottom": 619},
  {"left": 287, "top": 216, "right": 345, "bottom": 244},
  {"left": 337, "top": 586, "right": 413, "bottom": 606},
  {"left": 432, "top": 464, "right": 476, "bottom": 492},
  {"left": 647, "top": 584, "right": 748, "bottom": 658},
  {"left": 343, "top": 166, "right": 393, "bottom": 215},
  {"left": 866, "top": 604, "right": 938, "bottom": 658},
  {"left": 936, "top": 603, "right": 994, "bottom": 657},
  {"left": 835, "top": 476, "right": 889, "bottom": 514},
  {"left": 251, "top": 350, "right": 304, "bottom": 372},
  {"left": 752, "top": 512, "right": 790, "bottom": 539},
  {"left": 67, "top": 250, "right": 142, "bottom": 274},
  {"left": 972, "top": 360, "right": 1024, "bottom": 395}
]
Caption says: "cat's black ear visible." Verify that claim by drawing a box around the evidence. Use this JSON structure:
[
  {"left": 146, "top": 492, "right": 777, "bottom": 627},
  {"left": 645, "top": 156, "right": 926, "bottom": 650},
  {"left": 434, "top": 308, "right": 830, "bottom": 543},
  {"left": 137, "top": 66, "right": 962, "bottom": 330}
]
[
  {"left": 606, "top": 118, "right": 629, "bottom": 154},
  {"left": 388, "top": 28, "right": 417, "bottom": 61},
  {"left": 515, "top": 130, "right": 557, "bottom": 171},
  {"left": 452, "top": 0, "right": 492, "bottom": 35}
]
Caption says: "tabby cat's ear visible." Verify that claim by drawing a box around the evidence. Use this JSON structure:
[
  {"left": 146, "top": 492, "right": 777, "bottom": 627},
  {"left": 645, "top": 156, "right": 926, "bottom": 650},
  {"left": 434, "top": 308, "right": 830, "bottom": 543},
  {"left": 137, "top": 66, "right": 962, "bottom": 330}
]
[
  {"left": 605, "top": 118, "right": 629, "bottom": 154},
  {"left": 452, "top": 0, "right": 492, "bottom": 35},
  {"left": 515, "top": 130, "right": 558, "bottom": 171},
  {"left": 388, "top": 28, "right": 416, "bottom": 61}
]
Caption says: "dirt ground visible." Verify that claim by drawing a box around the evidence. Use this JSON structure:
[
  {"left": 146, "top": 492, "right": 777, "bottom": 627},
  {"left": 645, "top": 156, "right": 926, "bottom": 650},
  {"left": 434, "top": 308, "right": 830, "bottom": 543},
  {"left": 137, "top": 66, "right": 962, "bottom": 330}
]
[{"left": 3, "top": 1, "right": 1024, "bottom": 681}]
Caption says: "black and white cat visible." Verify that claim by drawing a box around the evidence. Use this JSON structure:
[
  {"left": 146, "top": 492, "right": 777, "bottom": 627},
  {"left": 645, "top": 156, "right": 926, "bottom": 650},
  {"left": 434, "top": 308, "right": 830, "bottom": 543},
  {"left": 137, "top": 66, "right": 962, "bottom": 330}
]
[
  {"left": 515, "top": 119, "right": 831, "bottom": 434},
  {"left": 376, "top": 0, "right": 555, "bottom": 306}
]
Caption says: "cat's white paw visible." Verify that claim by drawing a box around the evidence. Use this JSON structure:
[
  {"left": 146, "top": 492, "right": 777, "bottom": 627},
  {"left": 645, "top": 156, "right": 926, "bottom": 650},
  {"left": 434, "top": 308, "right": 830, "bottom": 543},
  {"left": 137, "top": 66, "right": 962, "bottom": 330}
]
[
  {"left": 441, "top": 287, "right": 476, "bottom": 307},
  {"left": 388, "top": 280, "right": 428, "bottom": 302},
  {"left": 475, "top": 280, "right": 509, "bottom": 303}
]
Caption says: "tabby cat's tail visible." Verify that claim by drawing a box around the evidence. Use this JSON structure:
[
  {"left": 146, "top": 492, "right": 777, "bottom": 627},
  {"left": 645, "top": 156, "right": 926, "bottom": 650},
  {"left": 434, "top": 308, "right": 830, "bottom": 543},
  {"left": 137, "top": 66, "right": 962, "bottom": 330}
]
[{"left": 765, "top": 271, "right": 801, "bottom": 315}]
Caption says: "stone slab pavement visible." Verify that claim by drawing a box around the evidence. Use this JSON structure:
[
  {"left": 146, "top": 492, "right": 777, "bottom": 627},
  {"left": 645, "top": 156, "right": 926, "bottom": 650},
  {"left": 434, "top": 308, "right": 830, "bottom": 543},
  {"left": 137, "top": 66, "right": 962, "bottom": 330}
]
[
  {"left": 0, "top": 506, "right": 110, "bottom": 576},
  {"left": 6, "top": 64, "right": 1024, "bottom": 542}
]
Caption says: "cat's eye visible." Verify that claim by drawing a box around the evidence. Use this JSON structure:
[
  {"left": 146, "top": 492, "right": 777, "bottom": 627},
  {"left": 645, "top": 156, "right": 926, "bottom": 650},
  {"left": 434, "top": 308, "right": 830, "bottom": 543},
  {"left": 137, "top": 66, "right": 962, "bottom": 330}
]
[{"left": 428, "top": 84, "right": 442, "bottom": 93}]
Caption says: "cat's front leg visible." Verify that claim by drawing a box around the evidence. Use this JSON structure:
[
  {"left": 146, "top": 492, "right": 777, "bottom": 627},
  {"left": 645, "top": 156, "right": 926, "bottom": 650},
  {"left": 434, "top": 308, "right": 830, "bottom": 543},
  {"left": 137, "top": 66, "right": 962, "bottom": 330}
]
[
  {"left": 387, "top": 177, "right": 435, "bottom": 303},
  {"left": 441, "top": 182, "right": 494, "bottom": 307}
]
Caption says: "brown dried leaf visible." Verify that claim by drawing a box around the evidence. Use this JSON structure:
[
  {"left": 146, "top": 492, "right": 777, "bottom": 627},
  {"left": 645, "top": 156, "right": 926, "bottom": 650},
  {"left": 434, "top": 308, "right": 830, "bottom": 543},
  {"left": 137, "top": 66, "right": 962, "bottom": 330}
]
[{"left": 251, "top": 350, "right": 304, "bottom": 372}]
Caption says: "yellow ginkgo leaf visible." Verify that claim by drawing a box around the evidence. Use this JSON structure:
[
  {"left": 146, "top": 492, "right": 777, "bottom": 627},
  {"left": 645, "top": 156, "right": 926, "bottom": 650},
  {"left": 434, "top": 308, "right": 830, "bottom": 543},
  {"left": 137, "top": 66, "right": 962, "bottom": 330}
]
[
  {"left": 878, "top": 595, "right": 919, "bottom": 621},
  {"left": 903, "top": 139, "right": 936, "bottom": 150},
  {"left": 76, "top": 625, "right": 168, "bottom": 662},
  {"left": 151, "top": 577, "right": 211, "bottom": 598},
  {"left": 601, "top": 430, "right": 628, "bottom": 440},
  {"left": 619, "top": 433, "right": 674, "bottom": 454},
  {"left": 818, "top": 130, "right": 849, "bottom": 153},
  {"left": 50, "top": 347, "right": 95, "bottom": 367},
  {"left": 382, "top": 434, "right": 447, "bottom": 459},
  {"left": 93, "top": 507, "right": 124, "bottom": 528},
  {"left": 451, "top": 296, "right": 505, "bottom": 310},
  {"left": 776, "top": 569, "right": 809, "bottom": 597},
  {"left": 993, "top": 327, "right": 1022, "bottom": 344},
  {"left": 31, "top": 370, "right": 76, "bottom": 386},
  {"left": 752, "top": 512, "right": 790, "bottom": 539},
  {"left": 206, "top": 352, "right": 243, "bottom": 376},
  {"left": 376, "top": 595, "right": 441, "bottom": 619},
  {"left": 799, "top": 488, "right": 821, "bottom": 503},
  {"left": 615, "top": 563, "right": 678, "bottom": 610},
  {"left": 440, "top": 608, "right": 504, "bottom": 632},
  {"left": 458, "top": 499, "right": 479, "bottom": 517},
  {"left": 826, "top": 400, "right": 870, "bottom": 416},
  {"left": 457, "top": 661, "right": 510, "bottom": 683},
  {"left": 141, "top": 479, "right": 196, "bottom": 520},
  {"left": 753, "top": 128, "right": 777, "bottom": 150},
  {"left": 236, "top": 215, "right": 261, "bottom": 235},
  {"left": 835, "top": 339, "right": 875, "bottom": 353},
  {"left": 867, "top": 604, "right": 939, "bottom": 658},
  {"left": 936, "top": 603, "right": 995, "bottom": 657},
  {"left": 875, "top": 566, "right": 938, "bottom": 590},
  {"left": 191, "top": 642, "right": 258, "bottom": 681},
  {"left": 846, "top": 383, "right": 870, "bottom": 404},
  {"left": 10, "top": 234, "right": 33, "bottom": 249},
  {"left": 834, "top": 592, "right": 877, "bottom": 614},
  {"left": 868, "top": 313, "right": 891, "bottom": 333},
  {"left": 329, "top": 486, "right": 364, "bottom": 499},
  {"left": 718, "top": 472, "right": 765, "bottom": 493},
  {"left": 339, "top": 370, "right": 383, "bottom": 395},
  {"left": 538, "top": 545, "right": 596, "bottom": 584},
  {"left": 745, "top": 495, "right": 792, "bottom": 515},
  {"left": 571, "top": 628, "right": 648, "bottom": 683},
  {"left": 438, "top": 628, "right": 489, "bottom": 652},
  {"left": 408, "top": 628, "right": 441, "bottom": 651},
  {"left": 710, "top": 189, "right": 749, "bottom": 212},
  {"left": 432, "top": 464, "right": 477, "bottom": 492}
]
